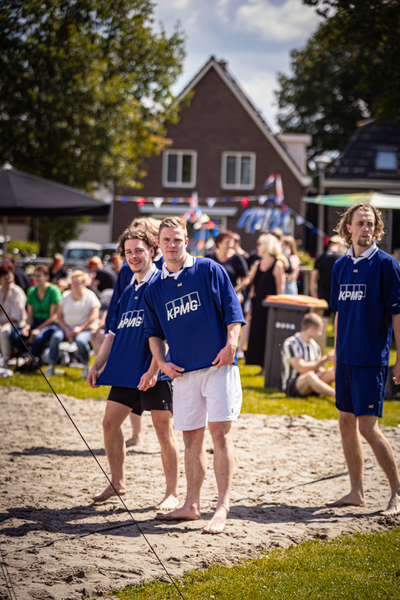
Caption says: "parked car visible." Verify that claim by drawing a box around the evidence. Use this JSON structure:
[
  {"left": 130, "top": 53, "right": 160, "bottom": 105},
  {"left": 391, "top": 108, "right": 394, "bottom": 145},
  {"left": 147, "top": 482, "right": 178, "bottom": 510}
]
[
  {"left": 100, "top": 243, "right": 118, "bottom": 264},
  {"left": 62, "top": 241, "right": 102, "bottom": 262}
]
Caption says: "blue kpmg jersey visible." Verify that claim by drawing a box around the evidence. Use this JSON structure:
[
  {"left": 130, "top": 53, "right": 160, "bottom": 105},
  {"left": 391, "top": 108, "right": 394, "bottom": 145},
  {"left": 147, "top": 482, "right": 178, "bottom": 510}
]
[
  {"left": 98, "top": 265, "right": 163, "bottom": 388},
  {"left": 144, "top": 255, "right": 245, "bottom": 373},
  {"left": 331, "top": 243, "right": 400, "bottom": 366},
  {"left": 105, "top": 251, "right": 164, "bottom": 333}
]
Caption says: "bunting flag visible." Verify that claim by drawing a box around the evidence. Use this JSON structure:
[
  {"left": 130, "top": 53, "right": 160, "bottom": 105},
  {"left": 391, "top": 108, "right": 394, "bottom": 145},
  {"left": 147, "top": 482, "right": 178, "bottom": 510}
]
[
  {"left": 153, "top": 197, "right": 163, "bottom": 209},
  {"left": 263, "top": 173, "right": 275, "bottom": 189},
  {"left": 275, "top": 174, "right": 284, "bottom": 205},
  {"left": 115, "top": 192, "right": 328, "bottom": 239}
]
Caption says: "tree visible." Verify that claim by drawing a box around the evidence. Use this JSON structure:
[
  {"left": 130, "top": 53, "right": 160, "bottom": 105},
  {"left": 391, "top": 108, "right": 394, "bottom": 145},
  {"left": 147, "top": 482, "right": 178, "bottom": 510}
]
[
  {"left": 30, "top": 215, "right": 91, "bottom": 257},
  {"left": 276, "top": 0, "right": 400, "bottom": 157},
  {"left": 0, "top": 0, "right": 185, "bottom": 190}
]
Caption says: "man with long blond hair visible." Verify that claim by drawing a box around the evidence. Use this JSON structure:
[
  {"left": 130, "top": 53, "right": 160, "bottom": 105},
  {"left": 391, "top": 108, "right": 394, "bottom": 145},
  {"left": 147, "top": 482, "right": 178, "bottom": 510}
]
[{"left": 330, "top": 202, "right": 400, "bottom": 515}]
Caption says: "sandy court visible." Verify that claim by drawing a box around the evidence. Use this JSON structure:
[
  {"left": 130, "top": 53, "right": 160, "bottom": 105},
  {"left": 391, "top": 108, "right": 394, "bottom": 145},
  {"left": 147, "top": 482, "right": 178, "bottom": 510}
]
[{"left": 0, "top": 385, "right": 399, "bottom": 600}]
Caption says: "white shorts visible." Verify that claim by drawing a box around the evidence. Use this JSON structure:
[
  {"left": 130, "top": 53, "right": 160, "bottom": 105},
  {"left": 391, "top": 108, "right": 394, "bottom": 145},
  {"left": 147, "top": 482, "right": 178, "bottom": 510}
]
[{"left": 172, "top": 364, "right": 242, "bottom": 431}]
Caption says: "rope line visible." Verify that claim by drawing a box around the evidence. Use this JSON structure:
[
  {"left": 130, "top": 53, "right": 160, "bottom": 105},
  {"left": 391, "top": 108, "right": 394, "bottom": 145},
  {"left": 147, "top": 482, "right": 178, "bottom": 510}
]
[
  {"left": 0, "top": 548, "right": 18, "bottom": 600},
  {"left": 0, "top": 303, "right": 185, "bottom": 600},
  {"left": 229, "top": 466, "right": 374, "bottom": 504}
]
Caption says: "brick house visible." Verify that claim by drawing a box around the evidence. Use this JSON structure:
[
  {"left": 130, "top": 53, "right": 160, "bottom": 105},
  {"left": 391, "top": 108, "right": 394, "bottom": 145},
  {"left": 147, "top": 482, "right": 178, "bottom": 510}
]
[{"left": 113, "top": 56, "right": 312, "bottom": 253}]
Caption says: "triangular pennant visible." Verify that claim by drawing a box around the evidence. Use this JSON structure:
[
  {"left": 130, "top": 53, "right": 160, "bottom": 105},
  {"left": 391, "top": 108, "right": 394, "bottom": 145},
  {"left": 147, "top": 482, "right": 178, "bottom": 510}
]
[
  {"left": 206, "top": 198, "right": 217, "bottom": 208},
  {"left": 153, "top": 197, "right": 163, "bottom": 209},
  {"left": 258, "top": 195, "right": 268, "bottom": 205},
  {"left": 137, "top": 197, "right": 146, "bottom": 206},
  {"left": 241, "top": 197, "right": 250, "bottom": 207}
]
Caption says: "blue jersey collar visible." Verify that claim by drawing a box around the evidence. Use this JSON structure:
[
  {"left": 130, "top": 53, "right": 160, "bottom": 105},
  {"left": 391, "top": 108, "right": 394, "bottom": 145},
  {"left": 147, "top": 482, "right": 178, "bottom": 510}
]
[
  {"left": 161, "top": 254, "right": 196, "bottom": 280},
  {"left": 347, "top": 242, "right": 378, "bottom": 264},
  {"left": 130, "top": 263, "right": 157, "bottom": 290}
]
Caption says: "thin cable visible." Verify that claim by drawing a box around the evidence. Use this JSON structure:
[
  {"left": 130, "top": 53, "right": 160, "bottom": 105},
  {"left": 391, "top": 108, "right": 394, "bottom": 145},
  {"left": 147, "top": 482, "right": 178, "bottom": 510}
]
[
  {"left": 0, "top": 548, "right": 18, "bottom": 600},
  {"left": 230, "top": 466, "right": 374, "bottom": 504},
  {"left": 0, "top": 304, "right": 185, "bottom": 600}
]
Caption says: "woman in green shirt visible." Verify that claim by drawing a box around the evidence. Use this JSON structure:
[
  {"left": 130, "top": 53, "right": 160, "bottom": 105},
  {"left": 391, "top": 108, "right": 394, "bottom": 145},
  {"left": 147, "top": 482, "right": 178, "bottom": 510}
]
[{"left": 12, "top": 264, "right": 62, "bottom": 370}]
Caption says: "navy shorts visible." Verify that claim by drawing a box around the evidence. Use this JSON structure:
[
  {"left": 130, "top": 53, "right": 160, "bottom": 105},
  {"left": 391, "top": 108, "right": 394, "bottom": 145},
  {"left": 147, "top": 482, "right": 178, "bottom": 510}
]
[
  {"left": 108, "top": 381, "right": 173, "bottom": 415},
  {"left": 335, "top": 363, "right": 387, "bottom": 417}
]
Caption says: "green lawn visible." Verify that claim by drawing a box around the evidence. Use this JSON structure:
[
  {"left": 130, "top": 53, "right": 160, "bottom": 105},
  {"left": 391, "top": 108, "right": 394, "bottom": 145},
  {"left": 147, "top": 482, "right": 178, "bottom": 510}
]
[{"left": 111, "top": 528, "right": 400, "bottom": 600}]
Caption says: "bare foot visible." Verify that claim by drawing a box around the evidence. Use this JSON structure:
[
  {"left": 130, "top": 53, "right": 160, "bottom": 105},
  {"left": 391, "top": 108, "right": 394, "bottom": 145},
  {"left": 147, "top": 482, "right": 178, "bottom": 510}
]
[
  {"left": 126, "top": 435, "right": 143, "bottom": 448},
  {"left": 327, "top": 492, "right": 365, "bottom": 508},
  {"left": 92, "top": 485, "right": 127, "bottom": 503},
  {"left": 156, "top": 504, "right": 200, "bottom": 521},
  {"left": 155, "top": 494, "right": 180, "bottom": 511},
  {"left": 203, "top": 505, "right": 229, "bottom": 534},
  {"left": 380, "top": 491, "right": 400, "bottom": 516}
]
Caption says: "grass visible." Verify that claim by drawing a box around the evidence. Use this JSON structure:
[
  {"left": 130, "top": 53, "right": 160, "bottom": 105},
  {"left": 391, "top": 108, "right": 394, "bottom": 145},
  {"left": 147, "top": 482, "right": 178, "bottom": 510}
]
[
  {"left": 110, "top": 528, "right": 400, "bottom": 600},
  {"left": 1, "top": 357, "right": 400, "bottom": 426}
]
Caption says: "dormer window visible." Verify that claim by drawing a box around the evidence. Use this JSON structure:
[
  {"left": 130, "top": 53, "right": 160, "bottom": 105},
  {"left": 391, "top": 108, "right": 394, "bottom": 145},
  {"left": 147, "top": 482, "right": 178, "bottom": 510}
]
[
  {"left": 163, "top": 150, "right": 197, "bottom": 187},
  {"left": 221, "top": 152, "right": 256, "bottom": 190},
  {"left": 376, "top": 150, "right": 397, "bottom": 171}
]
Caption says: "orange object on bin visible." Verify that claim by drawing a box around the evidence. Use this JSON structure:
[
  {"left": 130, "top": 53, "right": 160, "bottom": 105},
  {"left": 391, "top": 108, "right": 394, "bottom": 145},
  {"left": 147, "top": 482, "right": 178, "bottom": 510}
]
[{"left": 265, "top": 294, "right": 328, "bottom": 307}]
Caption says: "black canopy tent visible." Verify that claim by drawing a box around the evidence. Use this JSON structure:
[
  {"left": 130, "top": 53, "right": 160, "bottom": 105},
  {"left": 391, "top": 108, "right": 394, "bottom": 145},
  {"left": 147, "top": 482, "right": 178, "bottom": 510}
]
[
  {"left": 0, "top": 164, "right": 110, "bottom": 254},
  {"left": 0, "top": 164, "right": 110, "bottom": 217}
]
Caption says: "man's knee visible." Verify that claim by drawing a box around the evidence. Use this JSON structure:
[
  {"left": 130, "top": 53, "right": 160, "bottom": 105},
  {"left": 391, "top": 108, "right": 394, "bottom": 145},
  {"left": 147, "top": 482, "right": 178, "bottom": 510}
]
[
  {"left": 338, "top": 411, "right": 357, "bottom": 436},
  {"left": 209, "top": 422, "right": 232, "bottom": 448},
  {"left": 358, "top": 415, "right": 378, "bottom": 441},
  {"left": 183, "top": 427, "right": 205, "bottom": 449},
  {"left": 152, "top": 411, "right": 174, "bottom": 442}
]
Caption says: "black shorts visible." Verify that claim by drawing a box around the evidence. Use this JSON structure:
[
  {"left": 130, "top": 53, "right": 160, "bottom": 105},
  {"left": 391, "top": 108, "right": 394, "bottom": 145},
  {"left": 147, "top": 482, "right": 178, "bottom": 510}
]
[
  {"left": 108, "top": 381, "right": 173, "bottom": 415},
  {"left": 285, "top": 377, "right": 301, "bottom": 398},
  {"left": 285, "top": 377, "right": 318, "bottom": 398}
]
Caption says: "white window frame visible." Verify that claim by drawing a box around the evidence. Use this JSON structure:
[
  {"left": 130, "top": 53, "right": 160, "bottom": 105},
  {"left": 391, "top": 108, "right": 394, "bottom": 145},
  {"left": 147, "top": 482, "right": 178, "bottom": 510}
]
[
  {"left": 162, "top": 150, "right": 197, "bottom": 188},
  {"left": 221, "top": 151, "right": 256, "bottom": 190}
]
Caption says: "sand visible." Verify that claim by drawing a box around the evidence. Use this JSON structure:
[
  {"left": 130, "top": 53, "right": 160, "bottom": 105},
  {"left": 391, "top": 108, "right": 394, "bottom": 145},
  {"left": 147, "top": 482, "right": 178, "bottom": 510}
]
[{"left": 1, "top": 385, "right": 399, "bottom": 600}]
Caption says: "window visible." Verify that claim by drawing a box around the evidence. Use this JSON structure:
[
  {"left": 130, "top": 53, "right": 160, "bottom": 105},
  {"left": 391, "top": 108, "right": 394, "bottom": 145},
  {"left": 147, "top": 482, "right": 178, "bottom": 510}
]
[
  {"left": 163, "top": 150, "right": 197, "bottom": 187},
  {"left": 376, "top": 150, "right": 397, "bottom": 171},
  {"left": 221, "top": 152, "right": 256, "bottom": 189}
]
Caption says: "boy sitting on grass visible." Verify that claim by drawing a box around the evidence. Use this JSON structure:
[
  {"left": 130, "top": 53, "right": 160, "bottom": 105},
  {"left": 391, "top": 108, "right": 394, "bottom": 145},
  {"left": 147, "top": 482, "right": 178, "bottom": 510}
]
[{"left": 281, "top": 312, "right": 335, "bottom": 398}]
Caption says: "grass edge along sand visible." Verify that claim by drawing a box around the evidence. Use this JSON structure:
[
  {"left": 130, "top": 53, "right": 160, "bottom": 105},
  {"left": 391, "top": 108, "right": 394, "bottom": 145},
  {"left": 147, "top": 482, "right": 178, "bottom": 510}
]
[{"left": 110, "top": 527, "right": 400, "bottom": 600}]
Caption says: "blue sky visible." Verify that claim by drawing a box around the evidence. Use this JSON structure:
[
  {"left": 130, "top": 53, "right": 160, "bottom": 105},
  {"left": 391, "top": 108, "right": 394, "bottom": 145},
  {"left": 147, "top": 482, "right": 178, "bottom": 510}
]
[{"left": 153, "top": 0, "right": 321, "bottom": 132}]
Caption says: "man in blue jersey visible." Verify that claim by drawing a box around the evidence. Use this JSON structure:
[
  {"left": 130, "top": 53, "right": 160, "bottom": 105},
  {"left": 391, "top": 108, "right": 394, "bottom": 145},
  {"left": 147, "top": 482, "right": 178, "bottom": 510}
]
[
  {"left": 330, "top": 203, "right": 400, "bottom": 515},
  {"left": 93, "top": 217, "right": 163, "bottom": 448},
  {"left": 87, "top": 228, "right": 179, "bottom": 510},
  {"left": 144, "top": 217, "right": 245, "bottom": 534}
]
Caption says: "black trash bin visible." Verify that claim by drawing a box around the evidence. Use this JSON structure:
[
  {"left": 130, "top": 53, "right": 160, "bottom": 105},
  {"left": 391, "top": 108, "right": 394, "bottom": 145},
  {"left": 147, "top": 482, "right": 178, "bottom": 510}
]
[{"left": 261, "top": 295, "right": 328, "bottom": 389}]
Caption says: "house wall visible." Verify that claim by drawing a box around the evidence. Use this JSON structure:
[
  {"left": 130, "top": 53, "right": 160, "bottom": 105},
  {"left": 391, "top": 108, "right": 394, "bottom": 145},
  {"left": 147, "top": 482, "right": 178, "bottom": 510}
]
[{"left": 114, "top": 65, "right": 307, "bottom": 253}]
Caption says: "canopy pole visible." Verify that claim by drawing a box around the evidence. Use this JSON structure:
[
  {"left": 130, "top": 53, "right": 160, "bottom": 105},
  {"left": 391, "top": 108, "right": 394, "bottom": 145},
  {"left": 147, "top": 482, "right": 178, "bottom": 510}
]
[{"left": 3, "top": 216, "right": 7, "bottom": 257}]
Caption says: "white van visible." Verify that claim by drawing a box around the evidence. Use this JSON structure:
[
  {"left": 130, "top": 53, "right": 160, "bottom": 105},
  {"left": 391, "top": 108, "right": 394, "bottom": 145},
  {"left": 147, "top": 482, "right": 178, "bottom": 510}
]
[{"left": 62, "top": 241, "right": 102, "bottom": 262}]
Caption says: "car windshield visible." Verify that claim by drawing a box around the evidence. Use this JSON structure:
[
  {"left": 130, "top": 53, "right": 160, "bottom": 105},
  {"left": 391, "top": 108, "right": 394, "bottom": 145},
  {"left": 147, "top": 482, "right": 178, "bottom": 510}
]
[{"left": 67, "top": 249, "right": 101, "bottom": 260}]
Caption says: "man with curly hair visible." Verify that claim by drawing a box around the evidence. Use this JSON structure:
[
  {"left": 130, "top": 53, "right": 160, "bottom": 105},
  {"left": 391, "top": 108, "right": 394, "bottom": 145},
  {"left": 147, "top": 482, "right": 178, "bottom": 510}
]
[{"left": 329, "top": 203, "right": 400, "bottom": 515}]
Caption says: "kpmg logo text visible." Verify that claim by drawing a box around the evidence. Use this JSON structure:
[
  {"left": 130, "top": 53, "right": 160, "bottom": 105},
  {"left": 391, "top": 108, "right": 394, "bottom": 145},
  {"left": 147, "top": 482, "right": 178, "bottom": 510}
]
[
  {"left": 338, "top": 284, "right": 366, "bottom": 301},
  {"left": 166, "top": 292, "right": 201, "bottom": 320},
  {"left": 117, "top": 310, "right": 144, "bottom": 328}
]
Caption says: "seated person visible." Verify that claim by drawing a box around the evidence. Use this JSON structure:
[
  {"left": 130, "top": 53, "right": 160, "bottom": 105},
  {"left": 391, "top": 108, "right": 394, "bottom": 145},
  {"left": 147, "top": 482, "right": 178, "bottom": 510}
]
[
  {"left": 0, "top": 265, "right": 27, "bottom": 367},
  {"left": 50, "top": 253, "right": 69, "bottom": 289},
  {"left": 281, "top": 312, "right": 335, "bottom": 398},
  {"left": 2, "top": 255, "right": 32, "bottom": 293},
  {"left": 87, "top": 255, "right": 117, "bottom": 292},
  {"left": 45, "top": 270, "right": 100, "bottom": 379},
  {"left": 13, "top": 264, "right": 62, "bottom": 371}
]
